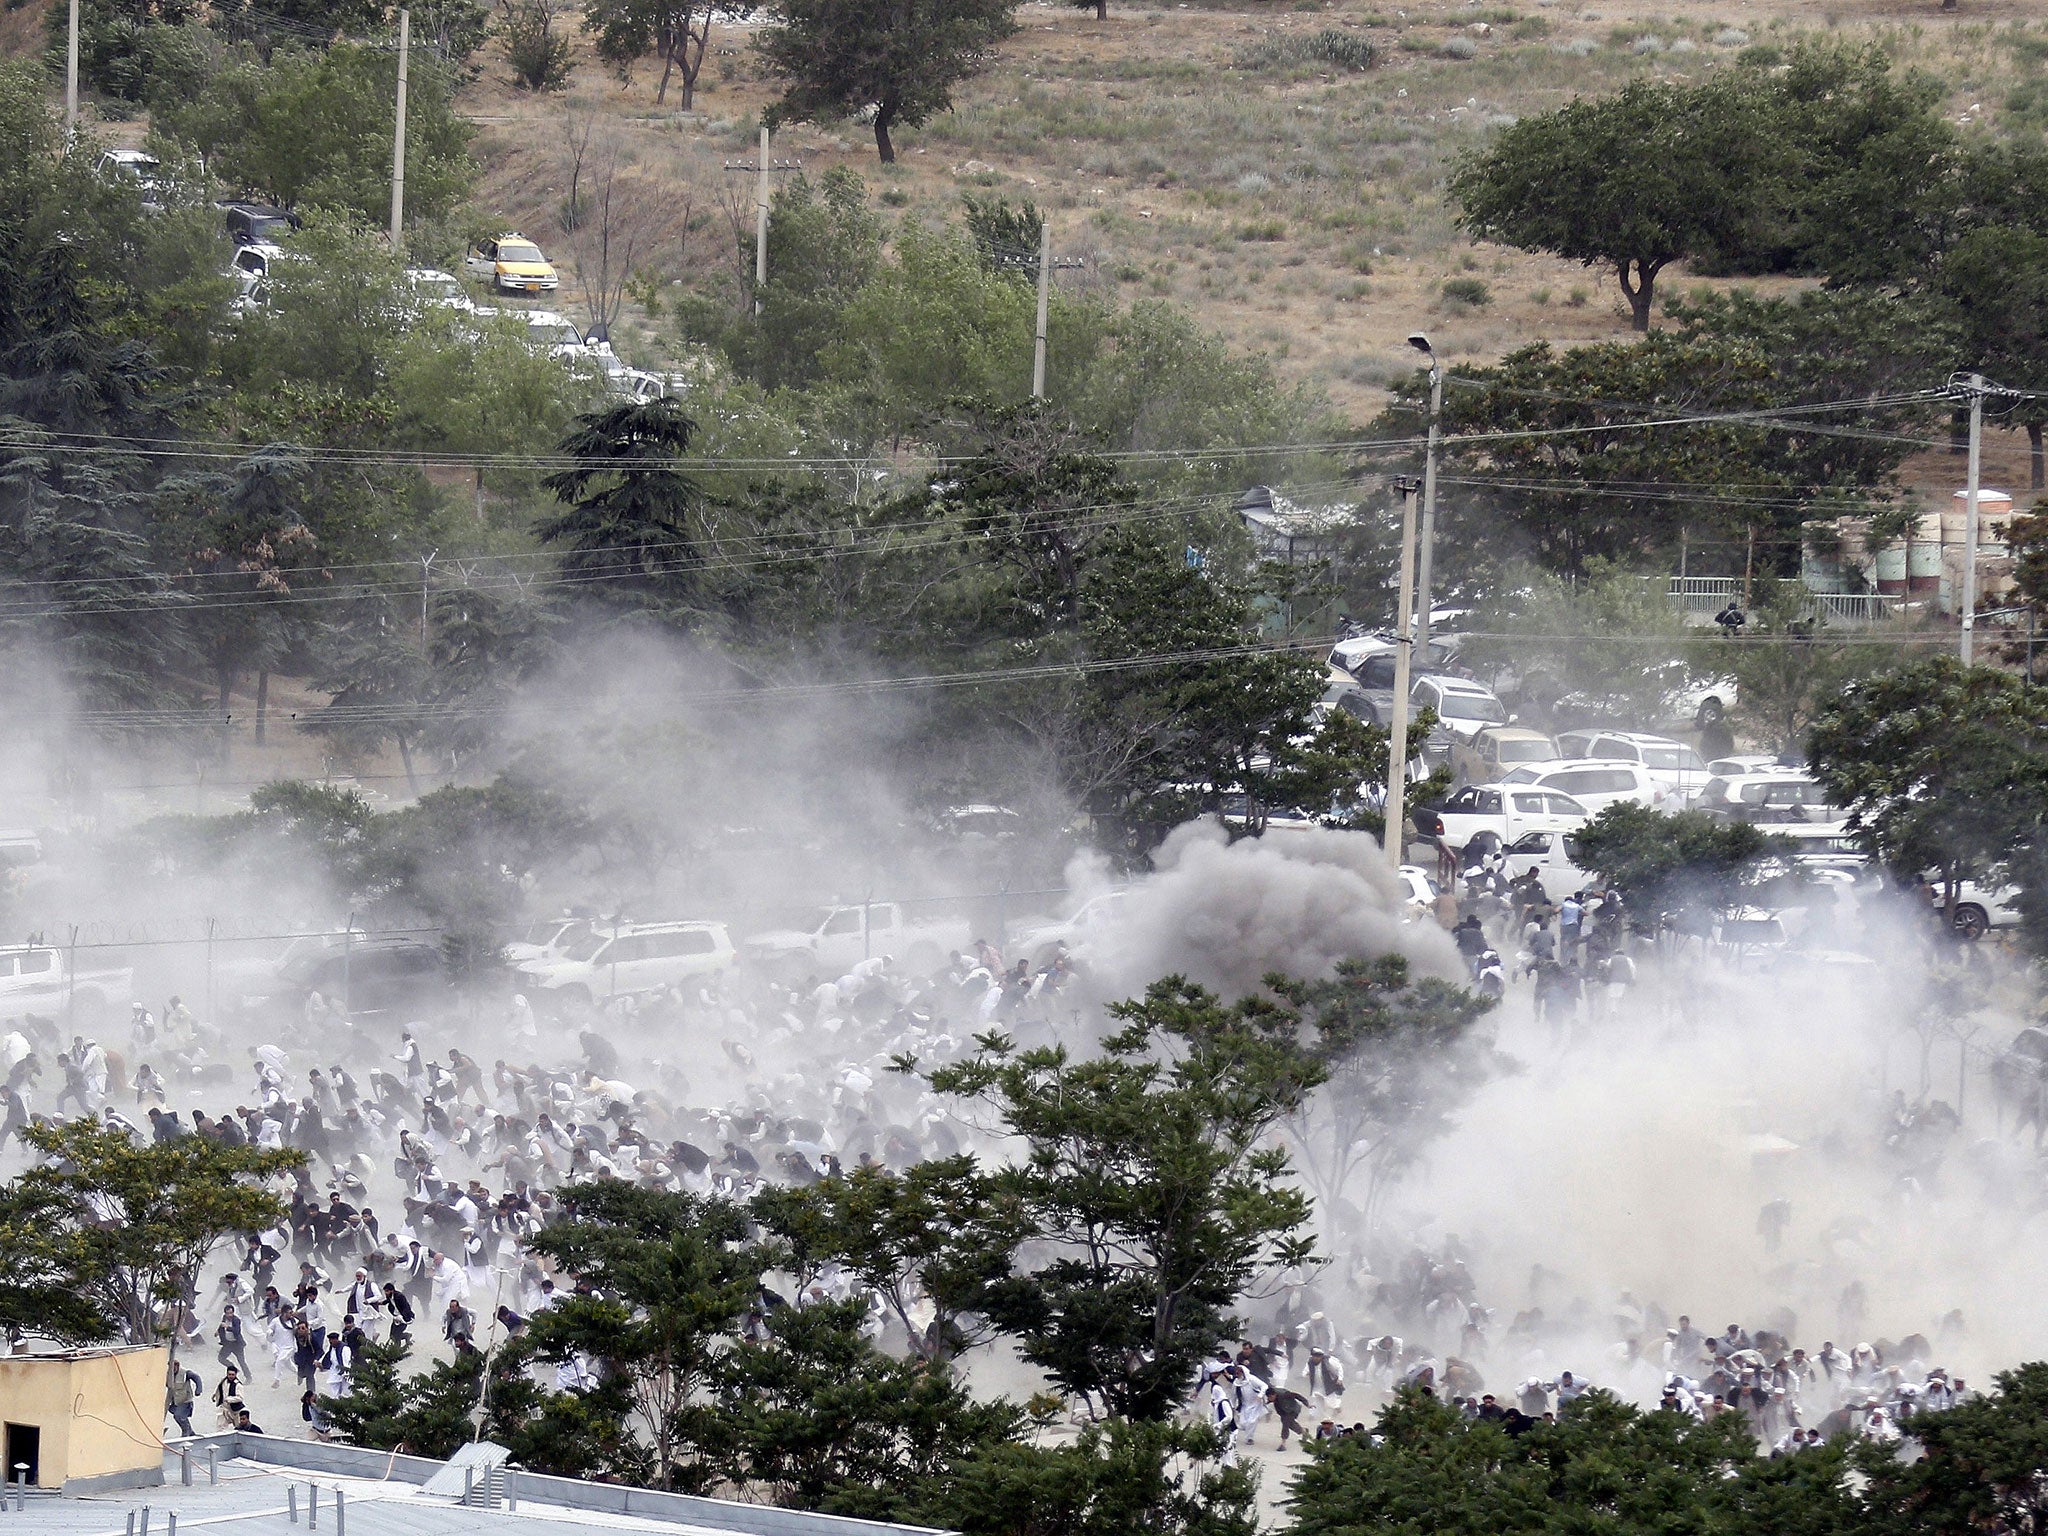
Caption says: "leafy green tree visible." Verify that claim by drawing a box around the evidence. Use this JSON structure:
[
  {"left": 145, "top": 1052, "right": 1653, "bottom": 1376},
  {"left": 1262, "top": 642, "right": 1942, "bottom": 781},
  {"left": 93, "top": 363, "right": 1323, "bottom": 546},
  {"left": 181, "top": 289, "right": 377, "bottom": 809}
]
[
  {"left": 309, "top": 617, "right": 434, "bottom": 791},
  {"left": 523, "top": 1182, "right": 771, "bottom": 1491},
  {"left": 715, "top": 1298, "right": 1024, "bottom": 1517},
  {"left": 926, "top": 977, "right": 1325, "bottom": 1419},
  {"left": 583, "top": 0, "right": 751, "bottom": 107},
  {"left": 157, "top": 43, "right": 475, "bottom": 222},
  {"left": 752, "top": 1155, "right": 1022, "bottom": 1362},
  {"left": 1717, "top": 577, "right": 1893, "bottom": 752},
  {"left": 498, "top": 0, "right": 577, "bottom": 90},
  {"left": 961, "top": 193, "right": 1044, "bottom": 273},
  {"left": 0, "top": 1119, "right": 298, "bottom": 1347},
  {"left": 729, "top": 168, "right": 883, "bottom": 389},
  {"left": 354, "top": 777, "right": 590, "bottom": 955},
  {"left": 929, "top": 399, "right": 1133, "bottom": 626},
  {"left": 1286, "top": 1385, "right": 1794, "bottom": 1536},
  {"left": 1462, "top": 562, "right": 1700, "bottom": 723},
  {"left": 1450, "top": 76, "right": 1772, "bottom": 330},
  {"left": 1807, "top": 657, "right": 2048, "bottom": 938},
  {"left": 1756, "top": 44, "right": 1963, "bottom": 290},
  {"left": 1942, "top": 225, "right": 2048, "bottom": 490},
  {"left": 156, "top": 446, "right": 317, "bottom": 719},
  {"left": 1854, "top": 1361, "right": 2048, "bottom": 1536},
  {"left": 223, "top": 217, "right": 414, "bottom": 399},
  {"left": 1075, "top": 526, "right": 1386, "bottom": 851},
  {"left": 51, "top": 0, "right": 215, "bottom": 106},
  {"left": 1570, "top": 802, "right": 1779, "bottom": 919},
  {"left": 539, "top": 397, "right": 712, "bottom": 619},
  {"left": 1269, "top": 956, "right": 1497, "bottom": 1232},
  {"left": 756, "top": 0, "right": 1019, "bottom": 163},
  {"left": 914, "top": 1418, "right": 1259, "bottom": 1536}
]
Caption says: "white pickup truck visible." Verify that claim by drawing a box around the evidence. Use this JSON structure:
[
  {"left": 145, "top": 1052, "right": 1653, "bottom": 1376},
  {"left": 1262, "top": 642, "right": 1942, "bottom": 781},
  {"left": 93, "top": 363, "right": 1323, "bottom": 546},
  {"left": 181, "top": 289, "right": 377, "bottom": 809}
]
[
  {"left": 741, "top": 904, "right": 976, "bottom": 977},
  {"left": 0, "top": 944, "right": 133, "bottom": 1028}
]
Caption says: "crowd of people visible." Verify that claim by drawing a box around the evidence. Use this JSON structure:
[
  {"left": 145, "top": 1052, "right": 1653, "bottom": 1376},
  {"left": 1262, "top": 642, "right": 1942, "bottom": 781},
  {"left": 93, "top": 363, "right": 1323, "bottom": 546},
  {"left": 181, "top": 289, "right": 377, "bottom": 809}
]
[
  {"left": 0, "top": 903, "right": 1995, "bottom": 1466},
  {"left": 1202, "top": 1260, "right": 1976, "bottom": 1460},
  {"left": 0, "top": 940, "right": 1092, "bottom": 1440}
]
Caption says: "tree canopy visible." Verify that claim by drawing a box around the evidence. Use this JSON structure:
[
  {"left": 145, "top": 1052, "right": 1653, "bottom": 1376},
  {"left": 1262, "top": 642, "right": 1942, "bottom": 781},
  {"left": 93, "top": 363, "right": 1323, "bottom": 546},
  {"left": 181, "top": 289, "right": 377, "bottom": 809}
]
[{"left": 756, "top": 0, "right": 1019, "bottom": 163}]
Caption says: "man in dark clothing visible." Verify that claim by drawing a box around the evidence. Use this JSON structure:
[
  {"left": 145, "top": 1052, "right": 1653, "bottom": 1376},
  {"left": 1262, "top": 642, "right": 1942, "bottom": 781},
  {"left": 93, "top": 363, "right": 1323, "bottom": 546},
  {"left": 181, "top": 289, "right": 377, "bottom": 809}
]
[
  {"left": 1267, "top": 1386, "right": 1311, "bottom": 1447},
  {"left": 382, "top": 1283, "right": 415, "bottom": 1344},
  {"left": 216, "top": 1305, "right": 250, "bottom": 1376}
]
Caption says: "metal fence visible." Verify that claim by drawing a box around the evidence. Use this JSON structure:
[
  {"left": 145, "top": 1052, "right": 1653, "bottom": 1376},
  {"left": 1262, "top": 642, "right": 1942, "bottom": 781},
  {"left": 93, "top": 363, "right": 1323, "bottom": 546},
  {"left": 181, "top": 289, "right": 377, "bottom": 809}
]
[{"left": 1664, "top": 579, "right": 1899, "bottom": 625}]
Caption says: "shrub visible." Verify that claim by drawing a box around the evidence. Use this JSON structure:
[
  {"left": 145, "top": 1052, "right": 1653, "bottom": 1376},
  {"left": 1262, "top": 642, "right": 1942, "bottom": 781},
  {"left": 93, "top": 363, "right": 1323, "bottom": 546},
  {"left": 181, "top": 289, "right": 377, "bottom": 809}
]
[
  {"left": 1713, "top": 26, "right": 1750, "bottom": 44},
  {"left": 1238, "top": 27, "right": 1378, "bottom": 72},
  {"left": 500, "top": 0, "right": 574, "bottom": 91},
  {"left": 1440, "top": 34, "right": 1479, "bottom": 58},
  {"left": 1236, "top": 218, "right": 1288, "bottom": 241},
  {"left": 1440, "top": 275, "right": 1492, "bottom": 307}
]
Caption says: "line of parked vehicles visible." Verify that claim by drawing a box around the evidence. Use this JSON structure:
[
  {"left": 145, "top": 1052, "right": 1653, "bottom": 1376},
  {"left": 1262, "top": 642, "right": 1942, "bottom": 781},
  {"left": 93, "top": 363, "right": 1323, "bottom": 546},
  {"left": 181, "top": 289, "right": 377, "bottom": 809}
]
[
  {"left": 1318, "top": 631, "right": 2019, "bottom": 944},
  {"left": 86, "top": 150, "right": 696, "bottom": 406}
]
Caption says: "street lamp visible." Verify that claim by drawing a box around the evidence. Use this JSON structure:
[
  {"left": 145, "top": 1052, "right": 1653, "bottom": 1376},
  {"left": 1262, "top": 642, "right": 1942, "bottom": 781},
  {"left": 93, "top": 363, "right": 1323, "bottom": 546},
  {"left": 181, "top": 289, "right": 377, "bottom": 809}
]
[{"left": 1407, "top": 333, "right": 1444, "bottom": 652}]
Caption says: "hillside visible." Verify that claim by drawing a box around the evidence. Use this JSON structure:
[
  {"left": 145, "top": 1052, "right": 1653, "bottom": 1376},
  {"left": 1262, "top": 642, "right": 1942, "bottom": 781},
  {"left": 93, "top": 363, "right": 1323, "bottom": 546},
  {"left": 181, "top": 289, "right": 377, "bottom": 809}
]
[{"left": 424, "top": 0, "right": 2048, "bottom": 424}]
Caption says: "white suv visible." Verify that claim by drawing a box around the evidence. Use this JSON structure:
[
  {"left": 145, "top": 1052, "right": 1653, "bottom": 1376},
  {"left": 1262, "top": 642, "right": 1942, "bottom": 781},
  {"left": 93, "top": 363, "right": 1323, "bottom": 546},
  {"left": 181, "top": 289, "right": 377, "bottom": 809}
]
[
  {"left": 1423, "top": 782, "right": 1589, "bottom": 858},
  {"left": 514, "top": 920, "right": 734, "bottom": 1010},
  {"left": 1501, "top": 759, "right": 1664, "bottom": 813},
  {"left": 1556, "top": 730, "right": 1708, "bottom": 799},
  {"left": 1410, "top": 675, "right": 1510, "bottom": 741}
]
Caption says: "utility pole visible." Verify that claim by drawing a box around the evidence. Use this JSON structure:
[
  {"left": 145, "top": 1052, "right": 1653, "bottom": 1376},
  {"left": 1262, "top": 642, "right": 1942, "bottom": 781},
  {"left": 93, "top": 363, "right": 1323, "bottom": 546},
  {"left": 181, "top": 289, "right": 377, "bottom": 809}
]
[
  {"left": 1029, "top": 221, "right": 1083, "bottom": 399},
  {"left": 1960, "top": 373, "right": 1984, "bottom": 666},
  {"left": 1032, "top": 221, "right": 1052, "bottom": 399},
  {"left": 1383, "top": 475, "right": 1422, "bottom": 875},
  {"left": 418, "top": 549, "right": 438, "bottom": 654},
  {"left": 724, "top": 128, "right": 801, "bottom": 318},
  {"left": 65, "top": 0, "right": 79, "bottom": 137},
  {"left": 390, "top": 8, "right": 410, "bottom": 252},
  {"left": 1409, "top": 334, "right": 1444, "bottom": 651}
]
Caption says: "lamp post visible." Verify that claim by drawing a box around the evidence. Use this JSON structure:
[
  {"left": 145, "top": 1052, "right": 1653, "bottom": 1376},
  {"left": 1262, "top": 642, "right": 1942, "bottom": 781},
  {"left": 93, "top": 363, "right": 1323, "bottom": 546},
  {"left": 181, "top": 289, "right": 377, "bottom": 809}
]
[{"left": 1408, "top": 333, "right": 1444, "bottom": 652}]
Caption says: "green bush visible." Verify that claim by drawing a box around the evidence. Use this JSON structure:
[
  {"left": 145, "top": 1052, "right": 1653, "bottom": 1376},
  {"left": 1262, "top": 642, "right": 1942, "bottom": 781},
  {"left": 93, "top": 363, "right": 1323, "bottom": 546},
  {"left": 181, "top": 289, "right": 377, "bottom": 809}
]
[
  {"left": 1440, "top": 275, "right": 1491, "bottom": 307},
  {"left": 1238, "top": 27, "right": 1377, "bottom": 72}
]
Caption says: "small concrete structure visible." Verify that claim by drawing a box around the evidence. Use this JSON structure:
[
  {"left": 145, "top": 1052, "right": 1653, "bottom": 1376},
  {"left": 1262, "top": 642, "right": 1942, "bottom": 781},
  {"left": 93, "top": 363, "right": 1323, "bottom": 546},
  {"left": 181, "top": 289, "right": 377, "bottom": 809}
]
[{"left": 0, "top": 1344, "right": 167, "bottom": 1494}]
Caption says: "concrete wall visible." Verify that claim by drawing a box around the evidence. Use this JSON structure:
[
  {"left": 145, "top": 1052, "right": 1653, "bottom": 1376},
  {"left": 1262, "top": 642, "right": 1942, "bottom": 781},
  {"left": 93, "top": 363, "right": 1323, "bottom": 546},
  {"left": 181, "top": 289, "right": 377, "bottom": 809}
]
[
  {"left": 0, "top": 1346, "right": 167, "bottom": 1493},
  {"left": 183, "top": 1434, "right": 951, "bottom": 1536}
]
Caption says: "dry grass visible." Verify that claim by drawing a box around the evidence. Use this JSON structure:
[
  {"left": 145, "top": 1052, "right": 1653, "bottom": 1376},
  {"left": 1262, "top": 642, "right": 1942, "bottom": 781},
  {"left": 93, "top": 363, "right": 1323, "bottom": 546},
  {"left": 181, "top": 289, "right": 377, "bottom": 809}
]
[{"left": 442, "top": 0, "right": 2047, "bottom": 420}]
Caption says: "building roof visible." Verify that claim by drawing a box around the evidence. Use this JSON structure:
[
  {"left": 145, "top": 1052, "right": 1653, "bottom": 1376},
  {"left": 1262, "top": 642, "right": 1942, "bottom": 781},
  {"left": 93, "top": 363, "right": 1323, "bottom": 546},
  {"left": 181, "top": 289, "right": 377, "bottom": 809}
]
[{"left": 32, "top": 1437, "right": 947, "bottom": 1536}]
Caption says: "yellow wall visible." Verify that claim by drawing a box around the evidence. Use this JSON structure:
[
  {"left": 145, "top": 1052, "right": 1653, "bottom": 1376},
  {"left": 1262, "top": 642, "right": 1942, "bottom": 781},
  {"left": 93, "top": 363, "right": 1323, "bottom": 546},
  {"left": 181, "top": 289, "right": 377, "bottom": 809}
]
[{"left": 0, "top": 1346, "right": 166, "bottom": 1491}]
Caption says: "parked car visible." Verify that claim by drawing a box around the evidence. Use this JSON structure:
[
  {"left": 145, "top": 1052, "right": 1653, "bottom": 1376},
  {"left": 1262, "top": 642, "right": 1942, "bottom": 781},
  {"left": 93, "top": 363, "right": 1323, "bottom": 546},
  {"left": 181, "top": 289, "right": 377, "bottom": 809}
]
[
  {"left": 516, "top": 920, "right": 734, "bottom": 1009},
  {"left": 503, "top": 916, "right": 605, "bottom": 968},
  {"left": 0, "top": 943, "right": 132, "bottom": 1029},
  {"left": 1706, "top": 754, "right": 1791, "bottom": 779},
  {"left": 231, "top": 933, "right": 445, "bottom": 1020},
  {"left": 465, "top": 235, "right": 559, "bottom": 294},
  {"left": 1010, "top": 890, "right": 1128, "bottom": 966},
  {"left": 1697, "top": 772, "right": 1843, "bottom": 825},
  {"left": 742, "top": 904, "right": 971, "bottom": 977},
  {"left": 1503, "top": 829, "right": 1592, "bottom": 902},
  {"left": 219, "top": 200, "right": 294, "bottom": 245},
  {"left": 1937, "top": 879, "right": 2021, "bottom": 941},
  {"left": 1451, "top": 725, "right": 1560, "bottom": 786},
  {"left": 1410, "top": 674, "right": 1510, "bottom": 741},
  {"left": 1423, "top": 782, "right": 1590, "bottom": 857},
  {"left": 97, "top": 148, "right": 161, "bottom": 207},
  {"left": 1397, "top": 865, "right": 1441, "bottom": 914},
  {"left": 1549, "top": 661, "right": 1738, "bottom": 730},
  {"left": 405, "top": 267, "right": 474, "bottom": 313},
  {"left": 1499, "top": 758, "right": 1665, "bottom": 814},
  {"left": 228, "top": 241, "right": 284, "bottom": 293},
  {"left": 1555, "top": 730, "right": 1710, "bottom": 799}
]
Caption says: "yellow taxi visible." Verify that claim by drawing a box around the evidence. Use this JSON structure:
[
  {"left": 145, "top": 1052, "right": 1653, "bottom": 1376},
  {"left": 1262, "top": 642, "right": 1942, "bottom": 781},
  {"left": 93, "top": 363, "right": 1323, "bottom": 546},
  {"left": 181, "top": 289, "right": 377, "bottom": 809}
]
[{"left": 464, "top": 234, "right": 559, "bottom": 294}]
